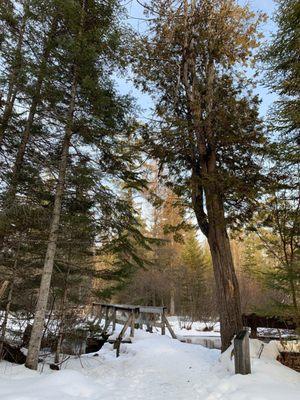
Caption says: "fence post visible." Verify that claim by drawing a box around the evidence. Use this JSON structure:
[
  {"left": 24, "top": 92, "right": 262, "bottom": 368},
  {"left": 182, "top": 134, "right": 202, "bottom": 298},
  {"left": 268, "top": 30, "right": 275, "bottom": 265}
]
[
  {"left": 130, "top": 310, "right": 135, "bottom": 337},
  {"left": 112, "top": 307, "right": 116, "bottom": 332},
  {"left": 234, "top": 330, "right": 251, "bottom": 375},
  {"left": 161, "top": 309, "right": 166, "bottom": 335}
]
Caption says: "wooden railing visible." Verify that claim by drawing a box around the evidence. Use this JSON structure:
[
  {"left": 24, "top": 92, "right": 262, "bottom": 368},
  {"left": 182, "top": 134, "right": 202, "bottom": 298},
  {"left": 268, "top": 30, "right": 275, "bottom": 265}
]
[{"left": 92, "top": 303, "right": 177, "bottom": 356}]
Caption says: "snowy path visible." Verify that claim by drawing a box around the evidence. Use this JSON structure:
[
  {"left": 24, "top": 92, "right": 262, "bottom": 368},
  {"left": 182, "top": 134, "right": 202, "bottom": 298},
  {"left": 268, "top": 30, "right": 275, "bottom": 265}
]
[{"left": 0, "top": 330, "right": 299, "bottom": 400}]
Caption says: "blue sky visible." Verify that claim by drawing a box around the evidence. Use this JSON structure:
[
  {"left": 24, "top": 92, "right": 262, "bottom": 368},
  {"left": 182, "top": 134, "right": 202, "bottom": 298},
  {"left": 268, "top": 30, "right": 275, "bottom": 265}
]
[{"left": 117, "top": 0, "right": 278, "bottom": 119}]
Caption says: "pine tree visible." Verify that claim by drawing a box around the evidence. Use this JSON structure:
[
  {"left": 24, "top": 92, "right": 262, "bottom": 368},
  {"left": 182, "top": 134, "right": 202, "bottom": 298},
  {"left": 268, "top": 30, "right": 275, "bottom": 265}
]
[
  {"left": 264, "top": 0, "right": 300, "bottom": 144},
  {"left": 180, "top": 231, "right": 211, "bottom": 320},
  {"left": 24, "top": 0, "right": 146, "bottom": 369},
  {"left": 260, "top": 0, "right": 300, "bottom": 323}
]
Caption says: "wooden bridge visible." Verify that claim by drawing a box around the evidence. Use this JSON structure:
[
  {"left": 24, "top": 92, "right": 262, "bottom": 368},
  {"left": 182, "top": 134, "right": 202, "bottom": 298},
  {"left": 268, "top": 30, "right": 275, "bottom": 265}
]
[{"left": 92, "top": 303, "right": 177, "bottom": 356}]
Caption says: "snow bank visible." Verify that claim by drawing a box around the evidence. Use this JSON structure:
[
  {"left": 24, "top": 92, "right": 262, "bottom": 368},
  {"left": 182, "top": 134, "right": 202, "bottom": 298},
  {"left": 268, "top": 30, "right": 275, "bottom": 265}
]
[{"left": 215, "top": 339, "right": 299, "bottom": 400}]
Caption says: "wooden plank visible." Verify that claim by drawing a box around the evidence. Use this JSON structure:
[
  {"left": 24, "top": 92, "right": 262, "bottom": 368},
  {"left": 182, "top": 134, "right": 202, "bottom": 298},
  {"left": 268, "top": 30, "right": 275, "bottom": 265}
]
[
  {"left": 114, "top": 303, "right": 139, "bottom": 309},
  {"left": 234, "top": 330, "right": 251, "bottom": 375},
  {"left": 108, "top": 339, "right": 132, "bottom": 344},
  {"left": 114, "top": 315, "right": 132, "bottom": 347},
  {"left": 93, "top": 303, "right": 166, "bottom": 314},
  {"left": 139, "top": 306, "right": 166, "bottom": 314},
  {"left": 162, "top": 314, "right": 177, "bottom": 339},
  {"left": 114, "top": 314, "right": 133, "bottom": 357},
  {"left": 102, "top": 313, "right": 113, "bottom": 334}
]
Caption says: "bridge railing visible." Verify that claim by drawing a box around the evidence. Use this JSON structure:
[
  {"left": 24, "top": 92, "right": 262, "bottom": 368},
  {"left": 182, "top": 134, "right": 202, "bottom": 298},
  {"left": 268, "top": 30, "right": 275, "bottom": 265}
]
[{"left": 92, "top": 303, "right": 177, "bottom": 356}]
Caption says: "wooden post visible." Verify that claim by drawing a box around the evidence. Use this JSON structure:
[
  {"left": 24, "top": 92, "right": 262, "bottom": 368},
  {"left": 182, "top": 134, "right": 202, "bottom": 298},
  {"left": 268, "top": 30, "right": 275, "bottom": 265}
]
[
  {"left": 98, "top": 304, "right": 102, "bottom": 318},
  {"left": 161, "top": 309, "right": 166, "bottom": 335},
  {"left": 144, "top": 315, "right": 152, "bottom": 333},
  {"left": 114, "top": 314, "right": 133, "bottom": 357},
  {"left": 234, "top": 330, "right": 251, "bottom": 375},
  {"left": 130, "top": 310, "right": 135, "bottom": 337},
  {"left": 162, "top": 313, "right": 176, "bottom": 339},
  {"left": 112, "top": 307, "right": 116, "bottom": 332},
  {"left": 95, "top": 304, "right": 102, "bottom": 324},
  {"left": 250, "top": 326, "right": 257, "bottom": 339},
  {"left": 104, "top": 306, "right": 109, "bottom": 326}
]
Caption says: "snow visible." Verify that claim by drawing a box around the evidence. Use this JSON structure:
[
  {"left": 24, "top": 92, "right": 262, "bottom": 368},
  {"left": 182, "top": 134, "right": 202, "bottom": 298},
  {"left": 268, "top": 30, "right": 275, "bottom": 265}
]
[
  {"left": 168, "top": 316, "right": 221, "bottom": 337},
  {"left": 0, "top": 327, "right": 299, "bottom": 400}
]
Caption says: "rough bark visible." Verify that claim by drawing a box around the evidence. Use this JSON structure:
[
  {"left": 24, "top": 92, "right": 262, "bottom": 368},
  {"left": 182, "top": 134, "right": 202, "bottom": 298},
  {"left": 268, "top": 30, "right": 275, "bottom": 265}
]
[
  {"left": 25, "top": 74, "right": 77, "bottom": 370},
  {"left": 205, "top": 192, "right": 243, "bottom": 351}
]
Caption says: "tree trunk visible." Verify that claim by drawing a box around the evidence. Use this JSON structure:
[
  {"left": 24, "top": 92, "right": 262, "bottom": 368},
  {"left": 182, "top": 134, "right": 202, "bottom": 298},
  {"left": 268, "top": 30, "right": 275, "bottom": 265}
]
[
  {"left": 170, "top": 287, "right": 175, "bottom": 315},
  {"left": 0, "top": 8, "right": 27, "bottom": 145},
  {"left": 0, "top": 240, "right": 19, "bottom": 358},
  {"left": 25, "top": 74, "right": 77, "bottom": 370},
  {"left": 0, "top": 268, "right": 18, "bottom": 360},
  {"left": 55, "top": 259, "right": 71, "bottom": 365},
  {"left": 194, "top": 189, "right": 243, "bottom": 351},
  {"left": 0, "top": 281, "right": 9, "bottom": 301},
  {"left": 0, "top": 279, "right": 14, "bottom": 358},
  {"left": 287, "top": 264, "right": 299, "bottom": 323},
  {"left": 3, "top": 16, "right": 58, "bottom": 203},
  {"left": 54, "top": 269, "right": 70, "bottom": 364}
]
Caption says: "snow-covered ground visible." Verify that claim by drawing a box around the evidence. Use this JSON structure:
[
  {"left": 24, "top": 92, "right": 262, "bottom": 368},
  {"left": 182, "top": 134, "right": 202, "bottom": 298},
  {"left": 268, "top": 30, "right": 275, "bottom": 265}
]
[
  {"left": 168, "top": 316, "right": 221, "bottom": 337},
  {"left": 0, "top": 327, "right": 299, "bottom": 400}
]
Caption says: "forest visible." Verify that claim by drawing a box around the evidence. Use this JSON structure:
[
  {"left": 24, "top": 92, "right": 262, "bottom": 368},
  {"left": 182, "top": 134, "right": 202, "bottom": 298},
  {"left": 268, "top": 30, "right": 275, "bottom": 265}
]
[{"left": 0, "top": 0, "right": 299, "bottom": 387}]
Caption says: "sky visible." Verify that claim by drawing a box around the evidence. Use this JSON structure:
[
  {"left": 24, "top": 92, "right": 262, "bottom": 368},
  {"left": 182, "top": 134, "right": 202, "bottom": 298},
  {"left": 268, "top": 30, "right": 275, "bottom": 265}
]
[{"left": 117, "top": 0, "right": 278, "bottom": 119}]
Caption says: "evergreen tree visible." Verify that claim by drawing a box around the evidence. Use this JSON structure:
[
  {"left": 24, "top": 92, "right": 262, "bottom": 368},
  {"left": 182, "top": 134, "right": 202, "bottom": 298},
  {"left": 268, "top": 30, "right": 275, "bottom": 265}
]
[
  {"left": 264, "top": 0, "right": 300, "bottom": 144},
  {"left": 133, "top": 0, "right": 266, "bottom": 350},
  {"left": 180, "top": 231, "right": 212, "bottom": 321},
  {"left": 260, "top": 0, "right": 299, "bottom": 322},
  {"left": 0, "top": 0, "right": 150, "bottom": 369}
]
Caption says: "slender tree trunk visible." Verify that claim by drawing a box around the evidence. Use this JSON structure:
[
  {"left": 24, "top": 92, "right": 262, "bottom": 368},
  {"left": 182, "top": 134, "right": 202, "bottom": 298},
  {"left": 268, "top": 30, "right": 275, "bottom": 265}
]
[
  {"left": 0, "top": 278, "right": 14, "bottom": 358},
  {"left": 0, "top": 17, "right": 58, "bottom": 254},
  {"left": 0, "top": 281, "right": 9, "bottom": 301},
  {"left": 282, "top": 239, "right": 299, "bottom": 322},
  {"left": 25, "top": 74, "right": 77, "bottom": 370},
  {"left": 0, "top": 8, "right": 27, "bottom": 145},
  {"left": 170, "top": 287, "right": 175, "bottom": 315},
  {"left": 3, "top": 17, "right": 58, "bottom": 203},
  {"left": 0, "top": 241, "right": 19, "bottom": 358},
  {"left": 287, "top": 263, "right": 299, "bottom": 322},
  {"left": 54, "top": 268, "right": 70, "bottom": 364}
]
